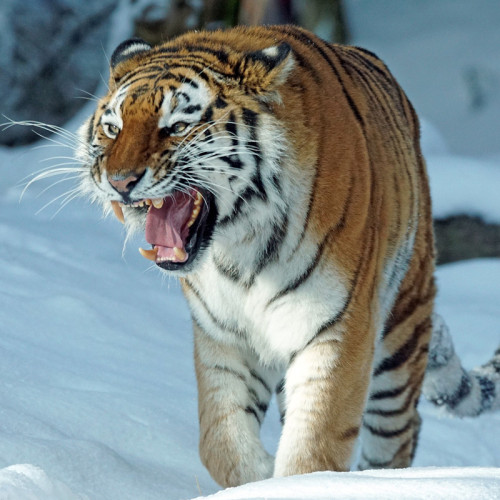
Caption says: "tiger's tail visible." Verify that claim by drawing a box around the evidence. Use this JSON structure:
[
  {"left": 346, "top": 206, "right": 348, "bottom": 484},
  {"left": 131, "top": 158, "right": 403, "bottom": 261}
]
[{"left": 423, "top": 313, "right": 500, "bottom": 416}]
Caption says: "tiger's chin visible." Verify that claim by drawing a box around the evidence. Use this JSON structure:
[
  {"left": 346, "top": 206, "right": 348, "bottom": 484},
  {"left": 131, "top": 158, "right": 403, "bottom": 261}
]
[{"left": 111, "top": 188, "right": 217, "bottom": 274}]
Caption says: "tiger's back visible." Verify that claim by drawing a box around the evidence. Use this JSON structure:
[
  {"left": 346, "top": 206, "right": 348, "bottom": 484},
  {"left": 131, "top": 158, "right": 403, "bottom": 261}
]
[{"left": 79, "top": 25, "right": 436, "bottom": 486}]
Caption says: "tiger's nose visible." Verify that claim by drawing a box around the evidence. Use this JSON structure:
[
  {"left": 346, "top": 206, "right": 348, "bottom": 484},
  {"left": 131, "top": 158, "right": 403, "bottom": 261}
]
[{"left": 107, "top": 171, "right": 144, "bottom": 195}]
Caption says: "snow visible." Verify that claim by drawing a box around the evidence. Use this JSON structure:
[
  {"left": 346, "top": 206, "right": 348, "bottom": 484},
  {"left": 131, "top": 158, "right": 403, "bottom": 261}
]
[
  {"left": 0, "top": 465, "right": 84, "bottom": 500},
  {"left": 1, "top": 3, "right": 499, "bottom": 499},
  {"left": 193, "top": 468, "right": 500, "bottom": 500}
]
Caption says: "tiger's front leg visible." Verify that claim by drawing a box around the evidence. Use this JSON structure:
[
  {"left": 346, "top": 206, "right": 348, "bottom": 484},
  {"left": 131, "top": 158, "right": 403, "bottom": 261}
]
[
  {"left": 193, "top": 322, "right": 277, "bottom": 487},
  {"left": 274, "top": 323, "right": 374, "bottom": 476}
]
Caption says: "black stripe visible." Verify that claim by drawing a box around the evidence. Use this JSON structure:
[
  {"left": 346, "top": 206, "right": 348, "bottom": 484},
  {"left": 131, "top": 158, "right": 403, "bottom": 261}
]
[
  {"left": 220, "top": 154, "right": 243, "bottom": 169},
  {"left": 339, "top": 426, "right": 360, "bottom": 441},
  {"left": 271, "top": 173, "right": 282, "bottom": 196},
  {"left": 366, "top": 380, "right": 422, "bottom": 417},
  {"left": 251, "top": 172, "right": 267, "bottom": 201},
  {"left": 178, "top": 75, "right": 198, "bottom": 88},
  {"left": 210, "top": 365, "right": 246, "bottom": 383},
  {"left": 308, "top": 236, "right": 363, "bottom": 342},
  {"left": 220, "top": 154, "right": 243, "bottom": 170},
  {"left": 177, "top": 91, "right": 190, "bottom": 103},
  {"left": 86, "top": 113, "right": 95, "bottom": 144},
  {"left": 153, "top": 60, "right": 235, "bottom": 83},
  {"left": 370, "top": 381, "right": 409, "bottom": 400},
  {"left": 363, "top": 417, "right": 413, "bottom": 438},
  {"left": 218, "top": 186, "right": 252, "bottom": 227},
  {"left": 215, "top": 96, "right": 228, "bottom": 109},
  {"left": 382, "top": 289, "right": 435, "bottom": 341},
  {"left": 287, "top": 168, "right": 318, "bottom": 258},
  {"left": 242, "top": 109, "right": 267, "bottom": 202},
  {"left": 353, "top": 46, "right": 382, "bottom": 62},
  {"left": 347, "top": 48, "right": 396, "bottom": 93},
  {"left": 340, "top": 52, "right": 409, "bottom": 183},
  {"left": 446, "top": 372, "right": 472, "bottom": 409},
  {"left": 253, "top": 213, "right": 288, "bottom": 275},
  {"left": 478, "top": 375, "right": 495, "bottom": 412},
  {"left": 373, "top": 320, "right": 428, "bottom": 377},
  {"left": 337, "top": 48, "right": 417, "bottom": 224},
  {"left": 241, "top": 107, "right": 258, "bottom": 128},
  {"left": 202, "top": 105, "right": 214, "bottom": 123},
  {"left": 267, "top": 208, "right": 346, "bottom": 307},
  {"left": 256, "top": 401, "right": 269, "bottom": 414},
  {"left": 226, "top": 111, "right": 238, "bottom": 139},
  {"left": 119, "top": 67, "right": 167, "bottom": 86},
  {"left": 245, "top": 405, "right": 261, "bottom": 425},
  {"left": 185, "top": 45, "right": 229, "bottom": 65},
  {"left": 249, "top": 369, "right": 272, "bottom": 394},
  {"left": 272, "top": 25, "right": 364, "bottom": 128},
  {"left": 221, "top": 111, "right": 241, "bottom": 169},
  {"left": 184, "top": 104, "right": 201, "bottom": 114},
  {"left": 267, "top": 244, "right": 324, "bottom": 307},
  {"left": 154, "top": 44, "right": 229, "bottom": 67},
  {"left": 241, "top": 107, "right": 262, "bottom": 168},
  {"left": 248, "top": 388, "right": 268, "bottom": 416},
  {"left": 213, "top": 254, "right": 241, "bottom": 283},
  {"left": 184, "top": 279, "right": 247, "bottom": 338},
  {"left": 311, "top": 300, "right": 351, "bottom": 341},
  {"left": 276, "top": 379, "right": 285, "bottom": 394}
]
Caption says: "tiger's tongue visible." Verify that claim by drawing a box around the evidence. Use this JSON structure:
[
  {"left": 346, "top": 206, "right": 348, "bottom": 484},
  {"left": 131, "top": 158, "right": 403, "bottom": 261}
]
[{"left": 145, "top": 193, "right": 193, "bottom": 261}]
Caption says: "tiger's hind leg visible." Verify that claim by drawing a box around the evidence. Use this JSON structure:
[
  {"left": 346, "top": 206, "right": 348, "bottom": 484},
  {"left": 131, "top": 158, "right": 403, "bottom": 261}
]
[{"left": 359, "top": 283, "right": 434, "bottom": 469}]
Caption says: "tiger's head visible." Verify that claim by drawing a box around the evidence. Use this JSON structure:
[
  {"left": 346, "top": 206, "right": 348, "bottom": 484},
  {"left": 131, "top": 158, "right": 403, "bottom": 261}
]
[{"left": 77, "top": 35, "right": 294, "bottom": 274}]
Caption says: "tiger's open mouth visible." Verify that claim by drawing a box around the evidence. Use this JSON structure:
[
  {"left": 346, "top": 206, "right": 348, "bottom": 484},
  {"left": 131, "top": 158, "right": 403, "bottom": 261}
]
[{"left": 110, "top": 188, "right": 216, "bottom": 271}]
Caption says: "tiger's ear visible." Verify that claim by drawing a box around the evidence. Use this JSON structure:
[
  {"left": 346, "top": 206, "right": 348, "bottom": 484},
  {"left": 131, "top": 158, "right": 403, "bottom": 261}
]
[
  {"left": 236, "top": 43, "right": 294, "bottom": 95},
  {"left": 109, "top": 38, "right": 152, "bottom": 84}
]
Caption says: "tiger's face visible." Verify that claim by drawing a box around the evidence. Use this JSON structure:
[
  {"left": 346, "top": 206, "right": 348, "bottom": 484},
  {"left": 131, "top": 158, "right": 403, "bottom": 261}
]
[{"left": 77, "top": 38, "right": 293, "bottom": 274}]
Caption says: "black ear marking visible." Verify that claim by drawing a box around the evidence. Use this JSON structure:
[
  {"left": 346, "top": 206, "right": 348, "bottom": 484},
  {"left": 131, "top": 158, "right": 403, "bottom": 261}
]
[
  {"left": 237, "top": 42, "right": 294, "bottom": 93},
  {"left": 246, "top": 43, "right": 292, "bottom": 71},
  {"left": 110, "top": 38, "right": 152, "bottom": 69}
]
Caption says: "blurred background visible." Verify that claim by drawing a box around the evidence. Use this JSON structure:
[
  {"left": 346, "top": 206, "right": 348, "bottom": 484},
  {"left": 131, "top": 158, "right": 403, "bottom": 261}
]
[{"left": 1, "top": 0, "right": 499, "bottom": 262}]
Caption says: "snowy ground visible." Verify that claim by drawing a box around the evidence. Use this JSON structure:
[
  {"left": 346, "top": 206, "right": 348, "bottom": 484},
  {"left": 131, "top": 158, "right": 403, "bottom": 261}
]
[{"left": 1, "top": 2, "right": 500, "bottom": 499}]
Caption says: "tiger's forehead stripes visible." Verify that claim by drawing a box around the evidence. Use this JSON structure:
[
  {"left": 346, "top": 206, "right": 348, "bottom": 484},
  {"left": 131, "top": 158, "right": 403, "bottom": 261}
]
[{"left": 158, "top": 79, "right": 212, "bottom": 130}]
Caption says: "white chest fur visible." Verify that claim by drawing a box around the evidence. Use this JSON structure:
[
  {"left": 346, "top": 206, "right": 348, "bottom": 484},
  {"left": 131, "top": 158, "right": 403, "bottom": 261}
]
[{"left": 184, "top": 243, "right": 349, "bottom": 367}]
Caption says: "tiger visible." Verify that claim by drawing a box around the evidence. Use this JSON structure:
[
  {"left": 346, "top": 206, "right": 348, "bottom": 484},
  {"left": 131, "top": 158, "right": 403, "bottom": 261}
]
[{"left": 75, "top": 25, "right": 500, "bottom": 487}]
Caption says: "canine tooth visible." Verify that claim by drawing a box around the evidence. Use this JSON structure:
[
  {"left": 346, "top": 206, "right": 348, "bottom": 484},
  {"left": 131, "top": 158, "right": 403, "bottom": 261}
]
[
  {"left": 173, "top": 246, "right": 187, "bottom": 261},
  {"left": 187, "top": 204, "right": 201, "bottom": 228},
  {"left": 110, "top": 201, "right": 125, "bottom": 224},
  {"left": 139, "top": 247, "right": 158, "bottom": 262},
  {"left": 152, "top": 198, "right": 164, "bottom": 209}
]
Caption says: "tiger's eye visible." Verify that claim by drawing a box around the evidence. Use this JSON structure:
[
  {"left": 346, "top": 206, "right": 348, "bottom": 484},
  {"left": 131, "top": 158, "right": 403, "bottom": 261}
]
[
  {"left": 171, "top": 122, "right": 188, "bottom": 134},
  {"left": 103, "top": 123, "right": 120, "bottom": 139}
]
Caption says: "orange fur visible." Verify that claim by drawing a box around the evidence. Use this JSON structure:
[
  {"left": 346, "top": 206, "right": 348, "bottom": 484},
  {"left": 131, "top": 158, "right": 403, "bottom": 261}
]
[{"left": 84, "top": 25, "right": 436, "bottom": 486}]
